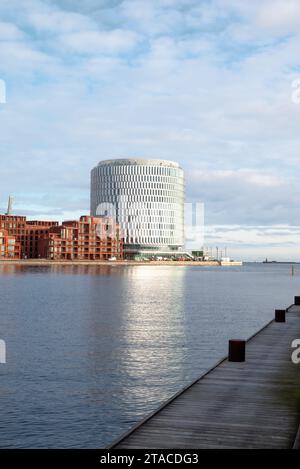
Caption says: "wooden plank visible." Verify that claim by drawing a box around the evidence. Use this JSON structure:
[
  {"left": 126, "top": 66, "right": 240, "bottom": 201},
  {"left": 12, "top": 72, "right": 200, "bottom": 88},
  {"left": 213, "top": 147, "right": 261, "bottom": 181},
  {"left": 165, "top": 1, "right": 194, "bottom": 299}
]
[{"left": 111, "top": 307, "right": 300, "bottom": 449}]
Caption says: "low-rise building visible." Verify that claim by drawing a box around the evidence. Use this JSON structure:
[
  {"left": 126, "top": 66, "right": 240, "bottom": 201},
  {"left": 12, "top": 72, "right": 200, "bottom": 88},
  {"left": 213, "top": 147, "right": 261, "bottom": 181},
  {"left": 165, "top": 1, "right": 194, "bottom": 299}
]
[
  {"left": 0, "top": 215, "right": 27, "bottom": 256},
  {"left": 0, "top": 213, "right": 123, "bottom": 260},
  {"left": 38, "top": 216, "right": 123, "bottom": 260},
  {"left": 0, "top": 229, "right": 21, "bottom": 259},
  {"left": 25, "top": 220, "right": 59, "bottom": 259},
  {"left": 0, "top": 215, "right": 59, "bottom": 258}
]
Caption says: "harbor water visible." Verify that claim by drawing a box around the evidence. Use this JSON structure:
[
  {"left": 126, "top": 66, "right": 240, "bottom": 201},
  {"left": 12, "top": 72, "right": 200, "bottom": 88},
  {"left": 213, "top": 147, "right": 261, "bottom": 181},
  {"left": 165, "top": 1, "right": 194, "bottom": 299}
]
[{"left": 0, "top": 262, "right": 298, "bottom": 448}]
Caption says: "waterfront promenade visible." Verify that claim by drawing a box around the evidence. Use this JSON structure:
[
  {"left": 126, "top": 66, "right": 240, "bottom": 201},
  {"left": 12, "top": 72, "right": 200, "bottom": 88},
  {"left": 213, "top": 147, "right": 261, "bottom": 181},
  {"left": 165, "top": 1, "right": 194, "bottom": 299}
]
[{"left": 111, "top": 303, "right": 300, "bottom": 449}]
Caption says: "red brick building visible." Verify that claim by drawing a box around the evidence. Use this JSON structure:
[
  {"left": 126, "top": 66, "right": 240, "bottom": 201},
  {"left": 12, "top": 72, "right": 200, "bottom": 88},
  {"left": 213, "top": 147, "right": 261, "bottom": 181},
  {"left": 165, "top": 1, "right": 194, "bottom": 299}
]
[
  {"left": 0, "top": 215, "right": 26, "bottom": 256},
  {"left": 0, "top": 229, "right": 21, "bottom": 259},
  {"left": 0, "top": 214, "right": 123, "bottom": 260},
  {"left": 0, "top": 215, "right": 59, "bottom": 258},
  {"left": 25, "top": 220, "right": 59, "bottom": 259},
  {"left": 38, "top": 216, "right": 123, "bottom": 260}
]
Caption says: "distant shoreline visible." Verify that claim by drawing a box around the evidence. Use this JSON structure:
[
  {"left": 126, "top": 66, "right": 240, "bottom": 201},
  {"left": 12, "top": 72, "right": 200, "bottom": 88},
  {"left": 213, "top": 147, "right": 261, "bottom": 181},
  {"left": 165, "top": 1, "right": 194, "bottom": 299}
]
[{"left": 262, "top": 261, "right": 299, "bottom": 264}]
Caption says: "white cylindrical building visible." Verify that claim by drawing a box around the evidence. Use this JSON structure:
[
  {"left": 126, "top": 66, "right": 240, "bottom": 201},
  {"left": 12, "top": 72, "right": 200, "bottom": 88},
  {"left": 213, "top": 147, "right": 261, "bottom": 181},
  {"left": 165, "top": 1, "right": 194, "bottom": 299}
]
[{"left": 90, "top": 158, "right": 185, "bottom": 258}]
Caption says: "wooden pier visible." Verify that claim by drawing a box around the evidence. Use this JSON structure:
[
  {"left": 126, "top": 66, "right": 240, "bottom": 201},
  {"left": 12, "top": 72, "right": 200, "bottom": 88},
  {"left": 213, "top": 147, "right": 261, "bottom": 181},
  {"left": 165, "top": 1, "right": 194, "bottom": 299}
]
[{"left": 111, "top": 302, "right": 300, "bottom": 449}]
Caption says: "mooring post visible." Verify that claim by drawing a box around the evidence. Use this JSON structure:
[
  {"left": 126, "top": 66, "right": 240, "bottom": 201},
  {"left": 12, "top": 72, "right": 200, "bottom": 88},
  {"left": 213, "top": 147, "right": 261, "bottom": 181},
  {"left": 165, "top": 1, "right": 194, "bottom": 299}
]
[
  {"left": 228, "top": 339, "right": 246, "bottom": 362},
  {"left": 275, "top": 309, "right": 286, "bottom": 323}
]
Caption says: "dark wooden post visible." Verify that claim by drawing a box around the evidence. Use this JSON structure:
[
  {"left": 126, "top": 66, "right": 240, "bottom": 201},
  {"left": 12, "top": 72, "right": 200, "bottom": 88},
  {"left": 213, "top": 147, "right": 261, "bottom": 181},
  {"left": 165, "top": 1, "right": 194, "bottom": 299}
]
[
  {"left": 228, "top": 340, "right": 246, "bottom": 362},
  {"left": 275, "top": 309, "right": 286, "bottom": 323}
]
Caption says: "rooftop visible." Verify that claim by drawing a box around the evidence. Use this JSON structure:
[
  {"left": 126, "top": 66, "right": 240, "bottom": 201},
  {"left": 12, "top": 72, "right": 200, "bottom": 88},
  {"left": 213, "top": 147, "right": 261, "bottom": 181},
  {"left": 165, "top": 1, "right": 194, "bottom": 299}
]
[{"left": 96, "top": 158, "right": 180, "bottom": 169}]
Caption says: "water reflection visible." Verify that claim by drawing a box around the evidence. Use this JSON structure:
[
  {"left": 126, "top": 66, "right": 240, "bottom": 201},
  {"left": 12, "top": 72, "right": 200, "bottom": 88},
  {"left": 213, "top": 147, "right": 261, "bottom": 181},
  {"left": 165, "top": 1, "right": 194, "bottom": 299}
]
[
  {"left": 0, "top": 264, "right": 127, "bottom": 277},
  {"left": 115, "top": 267, "right": 186, "bottom": 411},
  {"left": 0, "top": 263, "right": 299, "bottom": 448}
]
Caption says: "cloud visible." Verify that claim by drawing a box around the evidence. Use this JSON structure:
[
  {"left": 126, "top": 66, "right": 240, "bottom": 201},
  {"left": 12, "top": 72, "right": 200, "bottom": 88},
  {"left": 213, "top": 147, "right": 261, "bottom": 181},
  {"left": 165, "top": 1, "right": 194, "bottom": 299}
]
[
  {"left": 199, "top": 224, "right": 300, "bottom": 261},
  {"left": 256, "top": 0, "right": 300, "bottom": 32},
  {"left": 0, "top": 41, "right": 51, "bottom": 68},
  {"left": 28, "top": 10, "right": 94, "bottom": 34},
  {"left": 61, "top": 29, "right": 140, "bottom": 54},
  {"left": 0, "top": 21, "right": 24, "bottom": 40},
  {"left": 186, "top": 168, "right": 300, "bottom": 226},
  {"left": 188, "top": 169, "right": 285, "bottom": 188},
  {"left": 0, "top": 0, "right": 300, "bottom": 258}
]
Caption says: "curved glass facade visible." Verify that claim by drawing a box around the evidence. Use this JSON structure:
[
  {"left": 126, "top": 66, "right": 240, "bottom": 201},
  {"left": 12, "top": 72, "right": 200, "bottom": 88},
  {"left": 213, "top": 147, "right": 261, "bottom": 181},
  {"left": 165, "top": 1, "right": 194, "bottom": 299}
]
[{"left": 90, "top": 159, "right": 184, "bottom": 252}]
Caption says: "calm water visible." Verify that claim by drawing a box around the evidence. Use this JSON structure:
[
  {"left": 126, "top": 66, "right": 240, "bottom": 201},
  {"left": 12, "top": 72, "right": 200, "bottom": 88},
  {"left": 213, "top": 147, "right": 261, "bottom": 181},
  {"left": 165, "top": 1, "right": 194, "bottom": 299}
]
[{"left": 0, "top": 262, "right": 299, "bottom": 448}]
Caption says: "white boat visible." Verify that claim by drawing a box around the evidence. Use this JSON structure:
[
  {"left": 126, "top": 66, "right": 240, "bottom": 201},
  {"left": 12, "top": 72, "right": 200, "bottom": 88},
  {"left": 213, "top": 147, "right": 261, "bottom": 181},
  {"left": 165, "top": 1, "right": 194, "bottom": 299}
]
[{"left": 220, "top": 260, "right": 243, "bottom": 266}]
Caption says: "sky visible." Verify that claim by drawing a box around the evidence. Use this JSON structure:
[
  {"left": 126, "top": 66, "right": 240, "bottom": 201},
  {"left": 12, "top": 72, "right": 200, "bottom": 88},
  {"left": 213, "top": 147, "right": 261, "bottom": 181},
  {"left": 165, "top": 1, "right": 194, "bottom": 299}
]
[{"left": 1, "top": 0, "right": 300, "bottom": 261}]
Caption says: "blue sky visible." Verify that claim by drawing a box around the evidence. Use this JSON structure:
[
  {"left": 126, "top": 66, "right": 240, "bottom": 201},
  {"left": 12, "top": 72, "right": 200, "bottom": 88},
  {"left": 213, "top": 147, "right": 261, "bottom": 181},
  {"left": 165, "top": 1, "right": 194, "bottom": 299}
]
[{"left": 1, "top": 0, "right": 300, "bottom": 260}]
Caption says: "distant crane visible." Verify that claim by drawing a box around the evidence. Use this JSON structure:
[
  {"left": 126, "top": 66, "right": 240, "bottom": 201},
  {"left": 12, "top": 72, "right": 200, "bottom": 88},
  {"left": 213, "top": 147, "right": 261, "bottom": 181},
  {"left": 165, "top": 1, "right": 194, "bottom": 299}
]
[{"left": 5, "top": 196, "right": 13, "bottom": 216}]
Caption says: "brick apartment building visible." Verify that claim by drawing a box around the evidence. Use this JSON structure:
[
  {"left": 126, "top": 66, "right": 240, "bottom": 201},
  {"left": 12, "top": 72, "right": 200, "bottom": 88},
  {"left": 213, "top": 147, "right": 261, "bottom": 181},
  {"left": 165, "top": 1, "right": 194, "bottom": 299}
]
[
  {"left": 0, "top": 229, "right": 21, "bottom": 259},
  {"left": 25, "top": 220, "right": 59, "bottom": 259},
  {"left": 0, "top": 214, "right": 123, "bottom": 260},
  {"left": 0, "top": 215, "right": 59, "bottom": 258},
  {"left": 38, "top": 216, "right": 123, "bottom": 260},
  {"left": 0, "top": 215, "right": 26, "bottom": 257}
]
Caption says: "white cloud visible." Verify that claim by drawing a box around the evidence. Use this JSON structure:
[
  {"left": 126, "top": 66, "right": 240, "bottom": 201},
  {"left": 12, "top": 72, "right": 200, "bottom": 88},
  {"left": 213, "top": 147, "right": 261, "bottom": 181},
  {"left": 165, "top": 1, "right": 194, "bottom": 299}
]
[
  {"left": 189, "top": 169, "right": 286, "bottom": 188},
  {"left": 201, "top": 224, "right": 300, "bottom": 261},
  {"left": 256, "top": 0, "right": 300, "bottom": 32},
  {"left": 28, "top": 10, "right": 94, "bottom": 33},
  {"left": 61, "top": 29, "right": 140, "bottom": 54},
  {"left": 0, "top": 21, "right": 24, "bottom": 40},
  {"left": 0, "top": 41, "right": 52, "bottom": 69}
]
